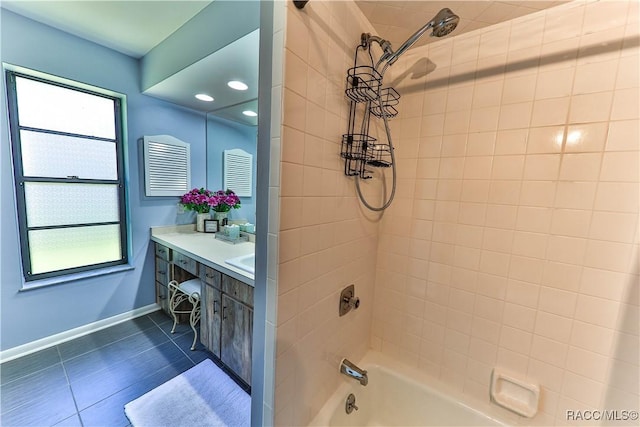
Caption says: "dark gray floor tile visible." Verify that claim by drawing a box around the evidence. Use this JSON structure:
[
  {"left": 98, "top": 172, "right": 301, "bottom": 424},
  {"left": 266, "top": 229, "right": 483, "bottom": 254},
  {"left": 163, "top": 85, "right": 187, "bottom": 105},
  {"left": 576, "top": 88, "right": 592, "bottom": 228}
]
[
  {"left": 0, "top": 384, "right": 76, "bottom": 427},
  {"left": 170, "top": 331, "right": 209, "bottom": 363},
  {"left": 156, "top": 318, "right": 194, "bottom": 338},
  {"left": 147, "top": 309, "right": 172, "bottom": 326},
  {"left": 64, "top": 326, "right": 169, "bottom": 383},
  {"left": 0, "top": 347, "right": 61, "bottom": 384},
  {"left": 52, "top": 413, "right": 82, "bottom": 427},
  {"left": 71, "top": 340, "right": 192, "bottom": 410},
  {"left": 1, "top": 363, "right": 68, "bottom": 414},
  {"left": 79, "top": 361, "right": 194, "bottom": 427},
  {"left": 57, "top": 316, "right": 157, "bottom": 361}
]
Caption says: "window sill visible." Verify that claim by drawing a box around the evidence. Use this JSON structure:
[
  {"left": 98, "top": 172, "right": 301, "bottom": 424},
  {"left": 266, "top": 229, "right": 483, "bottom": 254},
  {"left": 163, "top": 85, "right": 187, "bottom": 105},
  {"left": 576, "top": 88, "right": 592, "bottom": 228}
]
[{"left": 19, "top": 264, "right": 135, "bottom": 292}]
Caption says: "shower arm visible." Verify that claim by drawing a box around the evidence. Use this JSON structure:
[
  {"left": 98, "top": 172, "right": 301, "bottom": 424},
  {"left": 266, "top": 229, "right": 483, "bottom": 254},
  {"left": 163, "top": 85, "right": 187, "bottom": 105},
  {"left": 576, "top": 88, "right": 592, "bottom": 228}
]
[
  {"left": 361, "top": 34, "right": 394, "bottom": 73},
  {"left": 364, "top": 23, "right": 435, "bottom": 73}
]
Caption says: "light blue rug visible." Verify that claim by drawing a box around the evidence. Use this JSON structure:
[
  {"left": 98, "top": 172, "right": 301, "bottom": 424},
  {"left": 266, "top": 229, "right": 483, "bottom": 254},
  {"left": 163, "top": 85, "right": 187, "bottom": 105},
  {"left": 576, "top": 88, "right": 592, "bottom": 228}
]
[{"left": 124, "top": 359, "right": 250, "bottom": 427}]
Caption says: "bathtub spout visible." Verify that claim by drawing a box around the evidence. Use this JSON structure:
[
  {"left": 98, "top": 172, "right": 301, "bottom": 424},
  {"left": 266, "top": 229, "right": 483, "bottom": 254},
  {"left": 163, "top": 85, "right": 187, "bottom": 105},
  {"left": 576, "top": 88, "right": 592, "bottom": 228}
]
[{"left": 340, "top": 358, "right": 368, "bottom": 386}]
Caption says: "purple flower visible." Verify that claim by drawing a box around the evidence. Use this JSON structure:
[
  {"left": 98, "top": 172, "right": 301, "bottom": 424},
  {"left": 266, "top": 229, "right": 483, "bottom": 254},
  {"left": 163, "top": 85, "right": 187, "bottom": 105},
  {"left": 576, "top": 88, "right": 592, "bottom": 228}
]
[{"left": 179, "top": 188, "right": 241, "bottom": 214}]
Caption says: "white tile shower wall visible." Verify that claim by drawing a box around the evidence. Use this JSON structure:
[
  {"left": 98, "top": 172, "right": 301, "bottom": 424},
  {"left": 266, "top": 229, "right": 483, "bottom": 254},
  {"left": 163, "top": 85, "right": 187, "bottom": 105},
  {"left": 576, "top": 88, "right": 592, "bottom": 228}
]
[
  {"left": 372, "top": 0, "right": 639, "bottom": 425},
  {"left": 274, "top": 1, "right": 381, "bottom": 425}
]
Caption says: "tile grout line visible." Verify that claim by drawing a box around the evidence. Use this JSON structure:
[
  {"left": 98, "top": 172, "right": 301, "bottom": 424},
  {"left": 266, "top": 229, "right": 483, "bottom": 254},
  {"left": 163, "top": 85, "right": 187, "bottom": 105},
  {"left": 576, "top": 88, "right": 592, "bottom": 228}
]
[
  {"left": 0, "top": 348, "right": 61, "bottom": 389},
  {"left": 56, "top": 345, "right": 84, "bottom": 427},
  {"left": 148, "top": 313, "right": 252, "bottom": 393},
  {"left": 147, "top": 313, "right": 200, "bottom": 366},
  {"left": 59, "top": 318, "right": 162, "bottom": 365}
]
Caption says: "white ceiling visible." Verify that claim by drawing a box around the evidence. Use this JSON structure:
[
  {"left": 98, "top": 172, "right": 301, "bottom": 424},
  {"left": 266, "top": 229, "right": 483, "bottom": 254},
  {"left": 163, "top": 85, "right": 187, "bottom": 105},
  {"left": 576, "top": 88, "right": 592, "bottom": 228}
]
[
  {"left": 2, "top": 0, "right": 569, "bottom": 125},
  {"left": 144, "top": 29, "right": 260, "bottom": 126},
  {"left": 356, "top": 0, "right": 570, "bottom": 50},
  {"left": 355, "top": 1, "right": 570, "bottom": 51},
  {"left": 1, "top": 0, "right": 212, "bottom": 58}
]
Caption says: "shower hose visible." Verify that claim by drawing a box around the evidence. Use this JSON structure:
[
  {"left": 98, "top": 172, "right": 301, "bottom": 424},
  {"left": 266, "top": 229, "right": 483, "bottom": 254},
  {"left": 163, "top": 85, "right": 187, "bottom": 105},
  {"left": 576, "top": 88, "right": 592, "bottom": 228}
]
[{"left": 354, "top": 86, "right": 397, "bottom": 212}]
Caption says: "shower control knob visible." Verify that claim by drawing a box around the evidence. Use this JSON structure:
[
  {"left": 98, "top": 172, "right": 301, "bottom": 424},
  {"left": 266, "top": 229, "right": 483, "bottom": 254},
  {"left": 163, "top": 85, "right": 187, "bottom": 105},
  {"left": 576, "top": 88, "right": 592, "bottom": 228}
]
[
  {"left": 339, "top": 285, "right": 360, "bottom": 316},
  {"left": 349, "top": 296, "right": 360, "bottom": 309}
]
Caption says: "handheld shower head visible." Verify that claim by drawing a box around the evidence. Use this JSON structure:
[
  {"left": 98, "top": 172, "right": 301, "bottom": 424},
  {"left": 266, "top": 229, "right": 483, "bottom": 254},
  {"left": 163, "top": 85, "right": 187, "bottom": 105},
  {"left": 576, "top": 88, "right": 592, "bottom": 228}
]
[
  {"left": 378, "top": 7, "right": 459, "bottom": 68},
  {"left": 430, "top": 8, "right": 460, "bottom": 38}
]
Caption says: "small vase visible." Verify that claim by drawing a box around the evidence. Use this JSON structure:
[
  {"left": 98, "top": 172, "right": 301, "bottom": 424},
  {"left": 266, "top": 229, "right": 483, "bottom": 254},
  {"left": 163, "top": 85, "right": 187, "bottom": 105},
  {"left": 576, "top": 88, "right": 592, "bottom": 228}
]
[
  {"left": 213, "top": 211, "right": 228, "bottom": 226},
  {"left": 196, "top": 212, "right": 211, "bottom": 232}
]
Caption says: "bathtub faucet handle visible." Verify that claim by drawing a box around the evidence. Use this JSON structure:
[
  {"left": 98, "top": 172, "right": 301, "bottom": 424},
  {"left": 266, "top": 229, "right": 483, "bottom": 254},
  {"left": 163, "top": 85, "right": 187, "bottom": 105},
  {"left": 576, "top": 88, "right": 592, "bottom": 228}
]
[{"left": 345, "top": 393, "right": 358, "bottom": 414}]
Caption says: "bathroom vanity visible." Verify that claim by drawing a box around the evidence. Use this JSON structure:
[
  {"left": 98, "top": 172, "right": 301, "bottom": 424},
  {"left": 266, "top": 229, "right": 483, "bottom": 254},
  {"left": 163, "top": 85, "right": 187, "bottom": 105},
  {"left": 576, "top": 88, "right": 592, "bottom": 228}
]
[{"left": 151, "top": 225, "right": 254, "bottom": 385}]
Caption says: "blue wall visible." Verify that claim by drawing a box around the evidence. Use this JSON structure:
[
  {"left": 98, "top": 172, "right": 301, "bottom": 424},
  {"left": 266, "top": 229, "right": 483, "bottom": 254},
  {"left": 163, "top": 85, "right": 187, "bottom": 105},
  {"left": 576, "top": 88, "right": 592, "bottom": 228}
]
[
  {"left": 206, "top": 116, "right": 257, "bottom": 224},
  {"left": 0, "top": 10, "right": 207, "bottom": 351}
]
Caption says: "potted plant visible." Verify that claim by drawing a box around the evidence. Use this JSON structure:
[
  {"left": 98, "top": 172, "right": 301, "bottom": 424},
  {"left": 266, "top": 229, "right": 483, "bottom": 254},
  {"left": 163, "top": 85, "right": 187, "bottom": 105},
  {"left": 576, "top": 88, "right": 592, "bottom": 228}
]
[
  {"left": 209, "top": 189, "right": 241, "bottom": 224},
  {"left": 179, "top": 188, "right": 241, "bottom": 231}
]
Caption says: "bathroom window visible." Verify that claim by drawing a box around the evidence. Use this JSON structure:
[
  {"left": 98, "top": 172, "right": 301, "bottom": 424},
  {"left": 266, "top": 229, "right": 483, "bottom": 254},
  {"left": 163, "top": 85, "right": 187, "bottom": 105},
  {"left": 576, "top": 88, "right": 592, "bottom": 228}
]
[{"left": 5, "top": 69, "right": 128, "bottom": 282}]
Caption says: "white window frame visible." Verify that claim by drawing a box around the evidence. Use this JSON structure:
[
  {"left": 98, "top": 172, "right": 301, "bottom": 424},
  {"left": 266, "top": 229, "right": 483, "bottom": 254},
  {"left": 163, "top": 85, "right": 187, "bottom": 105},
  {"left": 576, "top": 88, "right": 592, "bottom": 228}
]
[{"left": 4, "top": 64, "right": 129, "bottom": 284}]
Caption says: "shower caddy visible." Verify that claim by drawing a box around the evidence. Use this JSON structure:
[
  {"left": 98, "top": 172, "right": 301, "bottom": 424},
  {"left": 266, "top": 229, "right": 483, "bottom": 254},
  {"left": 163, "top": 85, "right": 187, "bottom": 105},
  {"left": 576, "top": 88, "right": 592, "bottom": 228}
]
[{"left": 341, "top": 36, "right": 400, "bottom": 179}]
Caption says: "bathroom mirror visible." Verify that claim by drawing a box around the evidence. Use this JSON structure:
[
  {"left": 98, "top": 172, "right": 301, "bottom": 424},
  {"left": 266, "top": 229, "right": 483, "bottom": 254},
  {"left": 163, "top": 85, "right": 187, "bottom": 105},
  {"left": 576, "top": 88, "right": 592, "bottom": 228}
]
[
  {"left": 144, "top": 24, "right": 260, "bottom": 225},
  {"left": 206, "top": 101, "right": 258, "bottom": 225}
]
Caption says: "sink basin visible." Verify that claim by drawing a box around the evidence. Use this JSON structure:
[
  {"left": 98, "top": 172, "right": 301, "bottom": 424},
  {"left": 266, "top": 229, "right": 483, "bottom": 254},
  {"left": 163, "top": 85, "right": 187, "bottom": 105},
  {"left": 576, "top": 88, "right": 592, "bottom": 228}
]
[{"left": 225, "top": 253, "right": 255, "bottom": 275}]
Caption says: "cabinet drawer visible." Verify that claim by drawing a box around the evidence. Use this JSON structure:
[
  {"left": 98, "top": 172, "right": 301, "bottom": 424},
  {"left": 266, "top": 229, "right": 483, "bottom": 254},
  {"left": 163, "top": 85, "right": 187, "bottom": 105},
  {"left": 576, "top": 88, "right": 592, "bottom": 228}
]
[
  {"left": 155, "top": 258, "right": 170, "bottom": 285},
  {"left": 173, "top": 252, "right": 197, "bottom": 276},
  {"left": 222, "top": 275, "right": 254, "bottom": 307},
  {"left": 155, "top": 243, "right": 171, "bottom": 261},
  {"left": 199, "top": 266, "right": 222, "bottom": 290},
  {"left": 155, "top": 281, "right": 170, "bottom": 315}
]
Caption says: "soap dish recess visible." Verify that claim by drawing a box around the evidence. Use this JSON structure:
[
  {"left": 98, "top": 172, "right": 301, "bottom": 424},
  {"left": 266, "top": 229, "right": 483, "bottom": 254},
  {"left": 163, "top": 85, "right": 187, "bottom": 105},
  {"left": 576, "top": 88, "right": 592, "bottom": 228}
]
[{"left": 490, "top": 368, "right": 539, "bottom": 418}]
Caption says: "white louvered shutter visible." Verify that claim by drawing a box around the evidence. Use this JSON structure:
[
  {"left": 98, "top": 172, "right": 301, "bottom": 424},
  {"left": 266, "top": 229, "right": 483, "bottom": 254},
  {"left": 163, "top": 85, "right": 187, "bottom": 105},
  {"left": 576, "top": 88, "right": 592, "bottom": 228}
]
[
  {"left": 143, "top": 135, "right": 191, "bottom": 196},
  {"left": 223, "top": 149, "right": 252, "bottom": 197}
]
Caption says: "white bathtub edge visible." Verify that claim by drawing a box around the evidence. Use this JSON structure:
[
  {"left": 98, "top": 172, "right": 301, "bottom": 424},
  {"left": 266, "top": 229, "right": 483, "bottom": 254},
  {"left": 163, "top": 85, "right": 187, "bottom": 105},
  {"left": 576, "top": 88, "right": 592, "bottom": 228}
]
[{"left": 309, "top": 350, "right": 518, "bottom": 426}]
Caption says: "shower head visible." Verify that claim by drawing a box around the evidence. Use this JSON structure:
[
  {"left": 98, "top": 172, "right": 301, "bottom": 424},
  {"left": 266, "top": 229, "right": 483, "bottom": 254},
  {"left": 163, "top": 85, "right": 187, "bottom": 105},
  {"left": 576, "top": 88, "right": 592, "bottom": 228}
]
[
  {"left": 378, "top": 8, "right": 459, "bottom": 68},
  {"left": 431, "top": 8, "right": 460, "bottom": 37}
]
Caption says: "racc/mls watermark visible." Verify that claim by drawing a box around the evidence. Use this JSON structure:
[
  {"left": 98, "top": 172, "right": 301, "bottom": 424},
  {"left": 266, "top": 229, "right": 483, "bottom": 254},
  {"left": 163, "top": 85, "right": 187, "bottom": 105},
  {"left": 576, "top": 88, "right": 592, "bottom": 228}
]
[{"left": 566, "top": 410, "right": 639, "bottom": 422}]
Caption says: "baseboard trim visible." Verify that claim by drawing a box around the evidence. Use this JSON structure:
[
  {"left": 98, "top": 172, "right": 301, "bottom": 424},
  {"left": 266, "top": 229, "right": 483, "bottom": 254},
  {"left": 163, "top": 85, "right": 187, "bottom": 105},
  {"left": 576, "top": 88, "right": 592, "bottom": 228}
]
[{"left": 0, "top": 303, "right": 161, "bottom": 364}]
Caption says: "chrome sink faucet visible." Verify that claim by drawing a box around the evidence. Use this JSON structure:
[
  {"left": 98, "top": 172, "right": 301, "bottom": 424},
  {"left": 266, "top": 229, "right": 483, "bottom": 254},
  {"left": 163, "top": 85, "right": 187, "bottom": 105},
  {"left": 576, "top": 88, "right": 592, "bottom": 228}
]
[{"left": 340, "top": 358, "right": 368, "bottom": 386}]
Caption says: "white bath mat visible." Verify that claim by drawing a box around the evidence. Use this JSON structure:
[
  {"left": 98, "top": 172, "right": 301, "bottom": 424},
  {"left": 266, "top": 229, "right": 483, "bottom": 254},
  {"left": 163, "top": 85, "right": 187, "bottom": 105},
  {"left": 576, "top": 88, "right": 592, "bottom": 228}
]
[{"left": 124, "top": 359, "right": 250, "bottom": 427}]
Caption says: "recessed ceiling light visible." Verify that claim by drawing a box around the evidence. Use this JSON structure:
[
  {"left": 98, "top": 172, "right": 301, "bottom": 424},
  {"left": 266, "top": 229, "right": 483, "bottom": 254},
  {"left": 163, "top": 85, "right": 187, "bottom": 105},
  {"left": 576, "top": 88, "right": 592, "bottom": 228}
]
[
  {"left": 195, "top": 94, "right": 214, "bottom": 102},
  {"left": 228, "top": 81, "right": 249, "bottom": 91},
  {"left": 242, "top": 110, "right": 257, "bottom": 117}
]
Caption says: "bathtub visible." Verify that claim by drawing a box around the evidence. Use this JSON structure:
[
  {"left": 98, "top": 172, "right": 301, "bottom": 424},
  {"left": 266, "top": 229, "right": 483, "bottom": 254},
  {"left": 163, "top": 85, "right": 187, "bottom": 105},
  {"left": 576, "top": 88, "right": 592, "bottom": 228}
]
[{"left": 309, "top": 352, "right": 510, "bottom": 426}]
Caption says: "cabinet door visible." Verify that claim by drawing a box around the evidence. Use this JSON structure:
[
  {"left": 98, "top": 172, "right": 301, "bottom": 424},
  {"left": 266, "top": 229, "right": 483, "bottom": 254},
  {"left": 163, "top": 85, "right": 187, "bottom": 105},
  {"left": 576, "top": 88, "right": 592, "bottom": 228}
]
[
  {"left": 221, "top": 295, "right": 253, "bottom": 384},
  {"left": 201, "top": 284, "right": 222, "bottom": 357}
]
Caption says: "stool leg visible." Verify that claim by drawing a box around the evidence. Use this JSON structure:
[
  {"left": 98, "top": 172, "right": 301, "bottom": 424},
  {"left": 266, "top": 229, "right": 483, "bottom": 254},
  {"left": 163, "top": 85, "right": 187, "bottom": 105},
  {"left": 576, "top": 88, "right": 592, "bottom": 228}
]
[
  {"left": 189, "top": 299, "right": 201, "bottom": 351},
  {"left": 168, "top": 281, "right": 180, "bottom": 334}
]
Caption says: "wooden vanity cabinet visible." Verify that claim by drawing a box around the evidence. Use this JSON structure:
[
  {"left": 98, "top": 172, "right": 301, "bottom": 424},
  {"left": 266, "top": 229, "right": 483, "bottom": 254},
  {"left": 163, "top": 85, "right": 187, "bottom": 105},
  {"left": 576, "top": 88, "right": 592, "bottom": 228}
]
[
  {"left": 153, "top": 241, "right": 253, "bottom": 386},
  {"left": 154, "top": 243, "right": 171, "bottom": 316},
  {"left": 203, "top": 272, "right": 254, "bottom": 384},
  {"left": 221, "top": 294, "right": 253, "bottom": 384},
  {"left": 199, "top": 266, "right": 222, "bottom": 358}
]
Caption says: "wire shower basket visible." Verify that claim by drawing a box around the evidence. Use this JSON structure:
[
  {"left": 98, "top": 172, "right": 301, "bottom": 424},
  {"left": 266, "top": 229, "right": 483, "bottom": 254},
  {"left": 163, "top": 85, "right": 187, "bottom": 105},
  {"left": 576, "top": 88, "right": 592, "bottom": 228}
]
[{"left": 341, "top": 44, "right": 399, "bottom": 179}]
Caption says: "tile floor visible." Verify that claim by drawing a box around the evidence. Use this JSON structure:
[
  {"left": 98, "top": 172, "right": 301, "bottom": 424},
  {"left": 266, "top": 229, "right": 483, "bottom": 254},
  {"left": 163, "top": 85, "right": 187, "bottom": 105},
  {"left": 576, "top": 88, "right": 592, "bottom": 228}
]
[{"left": 0, "top": 310, "right": 250, "bottom": 426}]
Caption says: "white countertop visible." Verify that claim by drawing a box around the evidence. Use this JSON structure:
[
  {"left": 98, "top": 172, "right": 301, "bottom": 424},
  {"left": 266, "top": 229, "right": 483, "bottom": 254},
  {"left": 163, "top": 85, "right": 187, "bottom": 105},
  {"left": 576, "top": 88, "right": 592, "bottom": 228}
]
[{"left": 151, "top": 225, "right": 254, "bottom": 286}]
